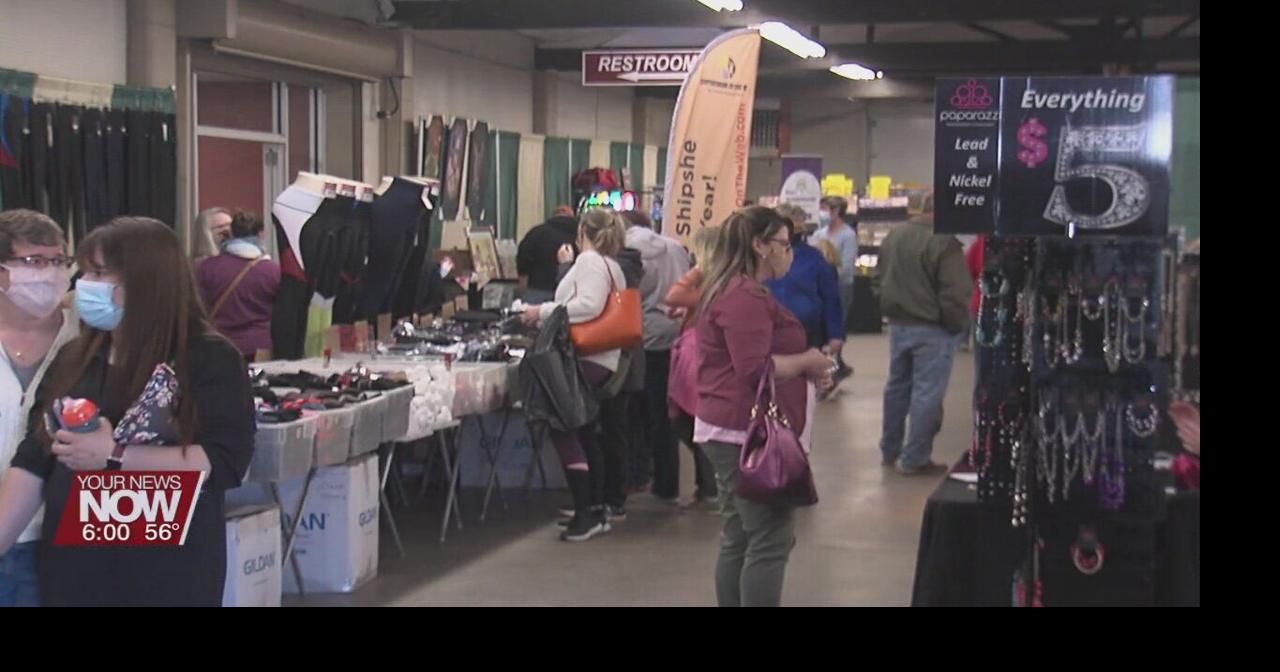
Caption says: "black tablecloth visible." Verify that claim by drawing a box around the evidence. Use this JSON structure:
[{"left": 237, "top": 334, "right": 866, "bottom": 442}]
[
  {"left": 848, "top": 275, "right": 882, "bottom": 334},
  {"left": 911, "top": 474, "right": 1200, "bottom": 607}
]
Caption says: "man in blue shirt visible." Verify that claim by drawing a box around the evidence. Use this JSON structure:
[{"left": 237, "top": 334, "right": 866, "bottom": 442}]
[
  {"left": 766, "top": 203, "right": 845, "bottom": 361},
  {"left": 809, "top": 196, "right": 858, "bottom": 381}
]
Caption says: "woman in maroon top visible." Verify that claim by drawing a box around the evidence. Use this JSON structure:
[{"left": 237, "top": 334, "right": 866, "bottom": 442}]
[
  {"left": 693, "top": 207, "right": 834, "bottom": 607},
  {"left": 195, "top": 212, "right": 281, "bottom": 362}
]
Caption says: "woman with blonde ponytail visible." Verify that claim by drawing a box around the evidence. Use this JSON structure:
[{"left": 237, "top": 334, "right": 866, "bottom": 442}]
[{"left": 520, "top": 208, "right": 629, "bottom": 542}]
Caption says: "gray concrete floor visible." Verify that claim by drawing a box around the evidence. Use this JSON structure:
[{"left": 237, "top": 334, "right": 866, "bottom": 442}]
[{"left": 288, "top": 333, "right": 975, "bottom": 607}]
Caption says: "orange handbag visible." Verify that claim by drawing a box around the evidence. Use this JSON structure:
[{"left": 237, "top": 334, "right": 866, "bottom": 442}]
[{"left": 570, "top": 272, "right": 644, "bottom": 356}]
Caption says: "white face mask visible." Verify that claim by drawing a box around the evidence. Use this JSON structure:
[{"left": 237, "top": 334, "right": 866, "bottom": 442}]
[{"left": 1, "top": 266, "right": 68, "bottom": 319}]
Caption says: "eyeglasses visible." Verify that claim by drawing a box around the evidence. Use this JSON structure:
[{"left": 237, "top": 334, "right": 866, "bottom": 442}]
[
  {"left": 2, "top": 255, "right": 75, "bottom": 270},
  {"left": 767, "top": 237, "right": 793, "bottom": 253}
]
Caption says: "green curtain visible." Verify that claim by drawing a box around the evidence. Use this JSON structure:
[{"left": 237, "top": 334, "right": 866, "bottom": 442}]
[
  {"left": 111, "top": 85, "right": 176, "bottom": 113},
  {"left": 483, "top": 130, "right": 500, "bottom": 231},
  {"left": 1171, "top": 77, "right": 1200, "bottom": 242},
  {"left": 0, "top": 67, "right": 173, "bottom": 112},
  {"left": 629, "top": 144, "right": 645, "bottom": 193},
  {"left": 544, "top": 137, "right": 572, "bottom": 219},
  {"left": 609, "top": 142, "right": 630, "bottom": 176},
  {"left": 496, "top": 131, "right": 520, "bottom": 239},
  {"left": 569, "top": 138, "right": 591, "bottom": 177},
  {"left": 0, "top": 68, "right": 37, "bottom": 98}
]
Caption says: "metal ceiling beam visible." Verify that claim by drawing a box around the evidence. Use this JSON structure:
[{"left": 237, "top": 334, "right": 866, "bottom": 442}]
[
  {"left": 1167, "top": 13, "right": 1200, "bottom": 36},
  {"left": 775, "top": 36, "right": 1199, "bottom": 71},
  {"left": 962, "top": 22, "right": 1019, "bottom": 41},
  {"left": 392, "top": 0, "right": 1201, "bottom": 30},
  {"left": 536, "top": 36, "right": 1199, "bottom": 73}
]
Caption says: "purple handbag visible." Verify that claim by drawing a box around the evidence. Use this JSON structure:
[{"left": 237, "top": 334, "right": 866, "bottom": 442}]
[{"left": 736, "top": 361, "right": 818, "bottom": 508}]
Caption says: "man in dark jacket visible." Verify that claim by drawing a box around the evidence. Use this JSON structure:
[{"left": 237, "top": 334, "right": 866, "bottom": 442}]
[
  {"left": 872, "top": 195, "right": 973, "bottom": 475},
  {"left": 599, "top": 245, "right": 645, "bottom": 518},
  {"left": 518, "top": 206, "right": 578, "bottom": 303}
]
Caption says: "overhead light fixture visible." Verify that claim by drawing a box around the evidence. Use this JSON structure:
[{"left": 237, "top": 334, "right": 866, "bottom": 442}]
[
  {"left": 695, "top": 0, "right": 744, "bottom": 11},
  {"left": 759, "top": 21, "right": 826, "bottom": 59},
  {"left": 830, "top": 63, "right": 879, "bottom": 81}
]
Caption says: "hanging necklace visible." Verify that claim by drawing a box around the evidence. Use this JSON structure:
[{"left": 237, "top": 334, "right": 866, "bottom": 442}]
[
  {"left": 1100, "top": 401, "right": 1126, "bottom": 510},
  {"left": 977, "top": 274, "right": 1010, "bottom": 348},
  {"left": 1125, "top": 401, "right": 1160, "bottom": 438},
  {"left": 1036, "top": 396, "right": 1060, "bottom": 504},
  {"left": 1041, "top": 295, "right": 1065, "bottom": 368},
  {"left": 1011, "top": 422, "right": 1030, "bottom": 528},
  {"left": 1080, "top": 405, "right": 1106, "bottom": 487},
  {"left": 1121, "top": 290, "right": 1149, "bottom": 365},
  {"left": 1059, "top": 407, "right": 1085, "bottom": 501},
  {"left": 1102, "top": 281, "right": 1123, "bottom": 373}
]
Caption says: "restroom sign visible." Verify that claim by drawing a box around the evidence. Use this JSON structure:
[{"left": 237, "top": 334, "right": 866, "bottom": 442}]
[{"left": 583, "top": 49, "right": 701, "bottom": 86}]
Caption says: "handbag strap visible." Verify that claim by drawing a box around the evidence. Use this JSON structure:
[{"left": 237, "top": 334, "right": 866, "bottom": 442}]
[
  {"left": 209, "top": 257, "right": 264, "bottom": 319},
  {"left": 752, "top": 358, "right": 776, "bottom": 412}
]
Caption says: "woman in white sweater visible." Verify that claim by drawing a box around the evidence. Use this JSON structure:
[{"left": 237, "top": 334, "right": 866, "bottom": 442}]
[
  {"left": 521, "top": 208, "right": 627, "bottom": 542},
  {"left": 0, "top": 210, "right": 79, "bottom": 606}
]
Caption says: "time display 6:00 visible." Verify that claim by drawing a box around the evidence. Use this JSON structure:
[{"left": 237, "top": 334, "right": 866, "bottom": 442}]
[{"left": 80, "top": 523, "right": 181, "bottom": 542}]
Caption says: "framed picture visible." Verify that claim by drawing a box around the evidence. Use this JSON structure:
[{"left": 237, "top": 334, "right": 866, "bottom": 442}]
[{"left": 467, "top": 226, "right": 500, "bottom": 284}]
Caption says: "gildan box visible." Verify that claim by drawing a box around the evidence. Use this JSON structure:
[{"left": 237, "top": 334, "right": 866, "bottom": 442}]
[
  {"left": 280, "top": 454, "right": 379, "bottom": 594},
  {"left": 223, "top": 505, "right": 283, "bottom": 607}
]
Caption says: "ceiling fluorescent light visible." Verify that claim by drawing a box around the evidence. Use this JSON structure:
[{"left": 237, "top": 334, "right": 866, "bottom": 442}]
[
  {"left": 830, "top": 63, "right": 878, "bottom": 81},
  {"left": 759, "top": 21, "right": 826, "bottom": 58},
  {"left": 696, "top": 0, "right": 744, "bottom": 11}
]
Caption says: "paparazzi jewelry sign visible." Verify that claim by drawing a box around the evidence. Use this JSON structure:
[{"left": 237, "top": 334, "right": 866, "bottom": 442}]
[{"left": 935, "top": 76, "right": 1174, "bottom": 236}]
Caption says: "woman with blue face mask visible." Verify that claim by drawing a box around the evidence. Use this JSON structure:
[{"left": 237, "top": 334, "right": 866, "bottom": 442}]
[
  {"left": 0, "top": 216, "right": 256, "bottom": 607},
  {"left": 0, "top": 209, "right": 79, "bottom": 607},
  {"left": 194, "top": 211, "right": 281, "bottom": 363}
]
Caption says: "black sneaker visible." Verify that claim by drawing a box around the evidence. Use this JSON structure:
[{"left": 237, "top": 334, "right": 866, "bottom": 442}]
[
  {"left": 560, "top": 513, "right": 611, "bottom": 542},
  {"left": 557, "top": 504, "right": 576, "bottom": 518},
  {"left": 605, "top": 505, "right": 627, "bottom": 522}
]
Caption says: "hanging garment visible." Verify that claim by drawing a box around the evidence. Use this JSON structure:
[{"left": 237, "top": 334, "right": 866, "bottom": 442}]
[
  {"left": 104, "top": 108, "right": 127, "bottom": 219},
  {"left": 0, "top": 94, "right": 27, "bottom": 209},
  {"left": 149, "top": 111, "right": 177, "bottom": 227},
  {"left": 80, "top": 107, "right": 109, "bottom": 231},
  {"left": 49, "top": 104, "right": 85, "bottom": 241},
  {"left": 331, "top": 197, "right": 371, "bottom": 326},
  {"left": 125, "top": 109, "right": 150, "bottom": 217},
  {"left": 22, "top": 102, "right": 51, "bottom": 215},
  {"left": 270, "top": 246, "right": 311, "bottom": 361},
  {"left": 361, "top": 177, "right": 431, "bottom": 322}
]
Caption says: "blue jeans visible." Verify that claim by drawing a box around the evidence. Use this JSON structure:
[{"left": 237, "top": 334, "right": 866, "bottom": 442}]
[
  {"left": 880, "top": 324, "right": 959, "bottom": 470},
  {"left": 0, "top": 542, "right": 40, "bottom": 607}
]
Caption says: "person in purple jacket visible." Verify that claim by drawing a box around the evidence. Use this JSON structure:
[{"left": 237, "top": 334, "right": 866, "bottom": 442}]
[
  {"left": 693, "top": 206, "right": 835, "bottom": 607},
  {"left": 195, "top": 212, "right": 281, "bottom": 363}
]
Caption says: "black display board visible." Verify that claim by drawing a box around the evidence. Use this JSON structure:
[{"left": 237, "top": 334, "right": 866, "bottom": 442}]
[{"left": 936, "top": 76, "right": 1175, "bottom": 237}]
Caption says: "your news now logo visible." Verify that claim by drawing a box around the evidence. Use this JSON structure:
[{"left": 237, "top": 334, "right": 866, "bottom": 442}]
[{"left": 55, "top": 471, "right": 205, "bottom": 546}]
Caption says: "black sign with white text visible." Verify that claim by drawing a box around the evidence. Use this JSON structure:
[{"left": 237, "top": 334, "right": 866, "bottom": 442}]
[
  {"left": 934, "top": 77, "right": 1002, "bottom": 234},
  {"left": 935, "top": 76, "right": 1174, "bottom": 237}
]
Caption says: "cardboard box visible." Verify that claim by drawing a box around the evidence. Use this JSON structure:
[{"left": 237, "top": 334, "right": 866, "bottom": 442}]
[
  {"left": 458, "top": 410, "right": 566, "bottom": 490},
  {"left": 280, "top": 454, "right": 380, "bottom": 594},
  {"left": 223, "top": 505, "right": 283, "bottom": 607}
]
